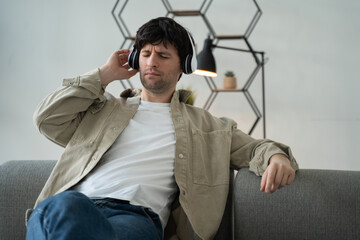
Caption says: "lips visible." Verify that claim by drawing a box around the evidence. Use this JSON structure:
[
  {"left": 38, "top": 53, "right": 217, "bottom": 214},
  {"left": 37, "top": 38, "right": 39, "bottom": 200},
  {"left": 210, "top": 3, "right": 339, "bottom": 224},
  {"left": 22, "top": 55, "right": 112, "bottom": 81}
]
[
  {"left": 145, "top": 72, "right": 160, "bottom": 77},
  {"left": 145, "top": 70, "right": 160, "bottom": 77}
]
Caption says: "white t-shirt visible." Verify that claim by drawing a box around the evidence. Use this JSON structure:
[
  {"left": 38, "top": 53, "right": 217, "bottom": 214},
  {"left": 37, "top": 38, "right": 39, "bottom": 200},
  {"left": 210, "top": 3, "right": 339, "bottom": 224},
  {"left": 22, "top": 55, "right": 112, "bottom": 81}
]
[{"left": 74, "top": 100, "right": 178, "bottom": 227}]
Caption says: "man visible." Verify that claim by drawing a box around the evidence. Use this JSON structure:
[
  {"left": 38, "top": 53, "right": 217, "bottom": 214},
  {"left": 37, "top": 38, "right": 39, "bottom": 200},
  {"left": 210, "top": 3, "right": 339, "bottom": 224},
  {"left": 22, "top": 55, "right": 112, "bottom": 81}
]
[{"left": 26, "top": 17, "right": 298, "bottom": 240}]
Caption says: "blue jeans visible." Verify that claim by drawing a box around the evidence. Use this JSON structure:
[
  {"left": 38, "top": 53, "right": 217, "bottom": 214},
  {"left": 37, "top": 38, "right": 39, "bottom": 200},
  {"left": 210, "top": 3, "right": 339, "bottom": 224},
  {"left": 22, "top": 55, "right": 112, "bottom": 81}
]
[{"left": 26, "top": 190, "right": 163, "bottom": 240}]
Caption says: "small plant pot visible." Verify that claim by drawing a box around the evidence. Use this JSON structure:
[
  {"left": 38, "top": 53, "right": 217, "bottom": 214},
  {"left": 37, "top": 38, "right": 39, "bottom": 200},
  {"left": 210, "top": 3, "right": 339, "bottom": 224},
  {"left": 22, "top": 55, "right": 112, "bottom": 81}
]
[{"left": 223, "top": 76, "right": 237, "bottom": 89}]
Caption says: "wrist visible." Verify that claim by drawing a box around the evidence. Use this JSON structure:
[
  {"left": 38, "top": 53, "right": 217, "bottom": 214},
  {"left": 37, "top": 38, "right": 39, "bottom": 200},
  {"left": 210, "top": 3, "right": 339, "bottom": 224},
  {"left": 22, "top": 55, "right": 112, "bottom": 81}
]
[
  {"left": 269, "top": 154, "right": 290, "bottom": 164},
  {"left": 99, "top": 65, "right": 114, "bottom": 87}
]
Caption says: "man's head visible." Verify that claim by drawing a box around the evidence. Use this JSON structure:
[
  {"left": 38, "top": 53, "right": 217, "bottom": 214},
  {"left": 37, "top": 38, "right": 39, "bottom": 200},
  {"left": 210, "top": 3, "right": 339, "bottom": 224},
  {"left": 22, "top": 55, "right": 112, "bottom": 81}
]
[
  {"left": 128, "top": 17, "right": 196, "bottom": 76},
  {"left": 129, "top": 17, "right": 196, "bottom": 102}
]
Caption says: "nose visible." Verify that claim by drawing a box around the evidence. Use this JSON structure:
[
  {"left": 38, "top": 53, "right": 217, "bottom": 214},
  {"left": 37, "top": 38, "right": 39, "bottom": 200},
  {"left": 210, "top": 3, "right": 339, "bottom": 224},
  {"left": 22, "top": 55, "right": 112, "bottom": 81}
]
[{"left": 146, "top": 53, "right": 159, "bottom": 68}]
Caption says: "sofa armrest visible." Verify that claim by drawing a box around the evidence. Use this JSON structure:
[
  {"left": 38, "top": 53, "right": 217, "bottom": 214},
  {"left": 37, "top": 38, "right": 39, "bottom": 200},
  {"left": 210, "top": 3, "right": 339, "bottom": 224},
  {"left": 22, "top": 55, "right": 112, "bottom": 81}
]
[
  {"left": 0, "top": 160, "right": 56, "bottom": 240},
  {"left": 233, "top": 168, "right": 360, "bottom": 240}
]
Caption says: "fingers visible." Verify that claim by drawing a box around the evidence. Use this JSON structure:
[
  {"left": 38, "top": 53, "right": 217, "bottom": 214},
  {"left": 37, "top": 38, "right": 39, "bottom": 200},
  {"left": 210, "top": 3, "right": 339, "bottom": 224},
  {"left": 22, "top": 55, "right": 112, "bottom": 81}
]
[
  {"left": 117, "top": 52, "right": 131, "bottom": 66},
  {"left": 287, "top": 170, "right": 295, "bottom": 185},
  {"left": 279, "top": 174, "right": 289, "bottom": 188},
  {"left": 278, "top": 171, "right": 295, "bottom": 190},
  {"left": 266, "top": 167, "right": 277, "bottom": 193},
  {"left": 100, "top": 49, "right": 138, "bottom": 84},
  {"left": 273, "top": 166, "right": 284, "bottom": 191},
  {"left": 260, "top": 167, "right": 277, "bottom": 194},
  {"left": 260, "top": 164, "right": 296, "bottom": 194},
  {"left": 114, "top": 49, "right": 131, "bottom": 55},
  {"left": 260, "top": 170, "right": 268, "bottom": 192}
]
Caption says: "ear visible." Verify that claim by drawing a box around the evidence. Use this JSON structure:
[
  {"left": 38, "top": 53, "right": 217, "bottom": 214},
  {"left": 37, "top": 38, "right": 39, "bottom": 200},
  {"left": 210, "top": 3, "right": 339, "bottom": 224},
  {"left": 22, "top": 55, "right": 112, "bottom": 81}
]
[
  {"left": 178, "top": 60, "right": 184, "bottom": 74},
  {"left": 177, "top": 73, "right": 183, "bottom": 82}
]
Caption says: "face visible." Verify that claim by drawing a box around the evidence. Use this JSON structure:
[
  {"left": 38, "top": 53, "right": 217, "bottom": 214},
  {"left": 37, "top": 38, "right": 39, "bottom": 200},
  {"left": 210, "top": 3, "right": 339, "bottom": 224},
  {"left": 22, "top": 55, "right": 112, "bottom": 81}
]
[{"left": 139, "top": 41, "right": 183, "bottom": 96}]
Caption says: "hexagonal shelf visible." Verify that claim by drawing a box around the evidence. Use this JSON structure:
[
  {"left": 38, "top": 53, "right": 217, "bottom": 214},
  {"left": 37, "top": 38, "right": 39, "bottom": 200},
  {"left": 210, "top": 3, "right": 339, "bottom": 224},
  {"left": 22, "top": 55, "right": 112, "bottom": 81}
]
[{"left": 111, "top": 0, "right": 266, "bottom": 137}]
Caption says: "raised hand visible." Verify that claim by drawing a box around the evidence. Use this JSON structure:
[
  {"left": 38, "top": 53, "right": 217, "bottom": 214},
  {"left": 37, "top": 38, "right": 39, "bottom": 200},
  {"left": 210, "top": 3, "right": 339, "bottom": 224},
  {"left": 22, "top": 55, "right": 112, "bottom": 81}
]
[{"left": 99, "top": 49, "right": 139, "bottom": 87}]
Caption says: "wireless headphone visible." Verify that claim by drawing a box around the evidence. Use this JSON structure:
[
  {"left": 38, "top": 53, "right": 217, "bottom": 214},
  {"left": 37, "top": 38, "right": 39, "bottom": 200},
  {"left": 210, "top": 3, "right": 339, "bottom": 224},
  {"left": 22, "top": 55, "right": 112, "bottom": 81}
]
[{"left": 127, "top": 31, "right": 197, "bottom": 74}]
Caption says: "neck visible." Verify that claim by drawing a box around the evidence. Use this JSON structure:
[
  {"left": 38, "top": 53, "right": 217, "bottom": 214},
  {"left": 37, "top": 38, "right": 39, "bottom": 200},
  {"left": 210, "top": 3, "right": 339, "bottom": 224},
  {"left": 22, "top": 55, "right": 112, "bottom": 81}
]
[{"left": 140, "top": 88, "right": 174, "bottom": 103}]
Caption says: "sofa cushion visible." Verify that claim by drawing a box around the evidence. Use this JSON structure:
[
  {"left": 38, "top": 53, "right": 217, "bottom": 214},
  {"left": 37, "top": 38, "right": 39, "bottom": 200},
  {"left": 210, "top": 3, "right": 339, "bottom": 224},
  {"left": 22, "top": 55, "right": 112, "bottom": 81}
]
[{"left": 0, "top": 160, "right": 56, "bottom": 240}]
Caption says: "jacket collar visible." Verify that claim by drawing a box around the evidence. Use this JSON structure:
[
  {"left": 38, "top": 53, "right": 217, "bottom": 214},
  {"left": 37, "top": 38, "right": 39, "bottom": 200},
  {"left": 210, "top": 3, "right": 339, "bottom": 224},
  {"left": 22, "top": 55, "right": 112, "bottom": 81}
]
[{"left": 120, "top": 88, "right": 192, "bottom": 104}]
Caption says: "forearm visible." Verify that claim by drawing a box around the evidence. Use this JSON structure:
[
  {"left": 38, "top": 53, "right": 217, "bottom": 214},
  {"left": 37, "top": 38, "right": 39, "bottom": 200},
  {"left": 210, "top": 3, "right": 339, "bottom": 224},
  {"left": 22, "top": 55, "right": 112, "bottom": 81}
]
[
  {"left": 34, "top": 69, "right": 106, "bottom": 147},
  {"left": 229, "top": 126, "right": 298, "bottom": 175},
  {"left": 248, "top": 141, "right": 299, "bottom": 176}
]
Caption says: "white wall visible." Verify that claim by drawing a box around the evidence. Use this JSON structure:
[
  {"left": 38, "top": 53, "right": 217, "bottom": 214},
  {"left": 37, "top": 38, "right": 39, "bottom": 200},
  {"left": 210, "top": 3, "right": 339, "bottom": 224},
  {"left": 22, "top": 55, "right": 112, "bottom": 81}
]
[{"left": 1, "top": 0, "right": 359, "bottom": 170}]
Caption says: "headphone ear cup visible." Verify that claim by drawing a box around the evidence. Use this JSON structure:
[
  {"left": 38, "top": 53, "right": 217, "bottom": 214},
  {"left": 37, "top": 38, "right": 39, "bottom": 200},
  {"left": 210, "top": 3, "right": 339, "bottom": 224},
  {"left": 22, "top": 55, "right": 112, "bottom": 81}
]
[
  {"left": 183, "top": 32, "right": 197, "bottom": 74},
  {"left": 184, "top": 54, "right": 192, "bottom": 74},
  {"left": 128, "top": 47, "right": 139, "bottom": 69}
]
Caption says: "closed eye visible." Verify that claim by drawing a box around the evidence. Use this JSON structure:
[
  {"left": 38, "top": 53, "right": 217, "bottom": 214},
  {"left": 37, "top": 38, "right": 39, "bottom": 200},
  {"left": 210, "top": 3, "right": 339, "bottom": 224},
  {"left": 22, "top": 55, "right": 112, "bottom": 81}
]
[{"left": 140, "top": 50, "right": 171, "bottom": 59}]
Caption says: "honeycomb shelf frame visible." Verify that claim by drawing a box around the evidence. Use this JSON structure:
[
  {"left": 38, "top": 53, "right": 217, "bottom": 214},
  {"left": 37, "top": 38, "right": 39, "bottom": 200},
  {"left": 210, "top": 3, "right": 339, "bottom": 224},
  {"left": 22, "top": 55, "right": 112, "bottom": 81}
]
[{"left": 111, "top": 0, "right": 267, "bottom": 137}]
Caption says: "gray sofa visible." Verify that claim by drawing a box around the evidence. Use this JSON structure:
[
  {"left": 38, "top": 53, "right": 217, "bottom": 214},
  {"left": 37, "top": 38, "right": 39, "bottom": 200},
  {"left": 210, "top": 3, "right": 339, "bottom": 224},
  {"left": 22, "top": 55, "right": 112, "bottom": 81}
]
[{"left": 0, "top": 160, "right": 359, "bottom": 240}]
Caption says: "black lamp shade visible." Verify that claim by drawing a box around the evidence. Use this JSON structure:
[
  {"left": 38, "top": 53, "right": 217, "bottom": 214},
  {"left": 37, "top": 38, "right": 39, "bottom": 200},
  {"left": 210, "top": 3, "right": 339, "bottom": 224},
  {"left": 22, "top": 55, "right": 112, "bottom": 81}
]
[{"left": 194, "top": 37, "right": 217, "bottom": 77}]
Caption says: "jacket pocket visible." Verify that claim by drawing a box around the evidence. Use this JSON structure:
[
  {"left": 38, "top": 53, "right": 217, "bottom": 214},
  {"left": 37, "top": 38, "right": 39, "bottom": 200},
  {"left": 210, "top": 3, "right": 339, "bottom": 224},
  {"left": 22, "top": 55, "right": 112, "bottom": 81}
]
[{"left": 192, "top": 129, "right": 231, "bottom": 186}]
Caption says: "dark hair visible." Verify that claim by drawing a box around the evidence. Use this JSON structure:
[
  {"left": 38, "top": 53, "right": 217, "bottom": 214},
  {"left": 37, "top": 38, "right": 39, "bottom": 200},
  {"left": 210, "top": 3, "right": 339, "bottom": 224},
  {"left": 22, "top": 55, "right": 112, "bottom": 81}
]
[{"left": 134, "top": 17, "right": 194, "bottom": 72}]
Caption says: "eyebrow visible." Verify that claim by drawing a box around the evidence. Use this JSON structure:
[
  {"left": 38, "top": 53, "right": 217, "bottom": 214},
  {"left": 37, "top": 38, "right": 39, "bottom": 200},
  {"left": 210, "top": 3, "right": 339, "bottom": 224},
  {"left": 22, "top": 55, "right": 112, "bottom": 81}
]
[{"left": 141, "top": 49, "right": 172, "bottom": 56}]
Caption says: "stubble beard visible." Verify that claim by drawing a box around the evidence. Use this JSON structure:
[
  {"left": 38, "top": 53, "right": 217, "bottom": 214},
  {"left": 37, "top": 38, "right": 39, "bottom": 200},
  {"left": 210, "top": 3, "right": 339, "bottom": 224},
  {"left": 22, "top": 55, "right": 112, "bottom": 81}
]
[{"left": 140, "top": 72, "right": 174, "bottom": 94}]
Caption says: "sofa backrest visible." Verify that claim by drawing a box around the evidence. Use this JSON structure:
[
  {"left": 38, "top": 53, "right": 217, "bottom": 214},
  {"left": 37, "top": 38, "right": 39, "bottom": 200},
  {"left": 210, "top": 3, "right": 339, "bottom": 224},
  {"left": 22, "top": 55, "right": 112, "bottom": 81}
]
[
  {"left": 0, "top": 160, "right": 56, "bottom": 240},
  {"left": 0, "top": 160, "right": 233, "bottom": 240},
  {"left": 234, "top": 168, "right": 360, "bottom": 240}
]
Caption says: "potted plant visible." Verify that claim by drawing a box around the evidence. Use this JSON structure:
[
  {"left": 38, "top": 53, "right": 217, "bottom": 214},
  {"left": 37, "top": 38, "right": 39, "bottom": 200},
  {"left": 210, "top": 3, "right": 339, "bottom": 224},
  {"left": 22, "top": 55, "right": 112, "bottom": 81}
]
[{"left": 223, "top": 71, "right": 237, "bottom": 89}]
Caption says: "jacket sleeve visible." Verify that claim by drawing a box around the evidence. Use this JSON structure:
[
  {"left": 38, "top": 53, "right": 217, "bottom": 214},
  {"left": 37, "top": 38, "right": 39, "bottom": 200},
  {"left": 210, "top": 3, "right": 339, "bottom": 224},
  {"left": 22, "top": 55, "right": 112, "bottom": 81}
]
[
  {"left": 33, "top": 69, "right": 106, "bottom": 147},
  {"left": 229, "top": 121, "right": 299, "bottom": 176}
]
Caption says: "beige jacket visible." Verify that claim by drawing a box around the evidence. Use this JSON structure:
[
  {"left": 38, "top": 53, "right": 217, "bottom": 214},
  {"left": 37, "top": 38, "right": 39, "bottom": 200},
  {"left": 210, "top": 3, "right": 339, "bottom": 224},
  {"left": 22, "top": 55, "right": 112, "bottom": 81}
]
[{"left": 30, "top": 69, "right": 298, "bottom": 240}]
